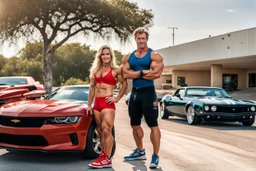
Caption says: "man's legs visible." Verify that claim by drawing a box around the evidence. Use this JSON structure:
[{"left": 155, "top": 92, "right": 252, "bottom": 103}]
[
  {"left": 132, "top": 125, "right": 144, "bottom": 150},
  {"left": 150, "top": 126, "right": 161, "bottom": 155}
]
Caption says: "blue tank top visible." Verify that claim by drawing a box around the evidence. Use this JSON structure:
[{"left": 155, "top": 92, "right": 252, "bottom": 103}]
[{"left": 128, "top": 48, "right": 154, "bottom": 88}]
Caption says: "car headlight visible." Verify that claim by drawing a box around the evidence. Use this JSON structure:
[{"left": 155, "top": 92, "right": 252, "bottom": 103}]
[
  {"left": 211, "top": 106, "right": 217, "bottom": 112},
  {"left": 251, "top": 106, "right": 255, "bottom": 112},
  {"left": 204, "top": 106, "right": 209, "bottom": 111},
  {"left": 45, "top": 116, "right": 81, "bottom": 124}
]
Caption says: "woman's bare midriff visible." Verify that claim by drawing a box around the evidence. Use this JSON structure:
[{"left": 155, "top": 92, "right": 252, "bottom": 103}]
[{"left": 95, "top": 83, "right": 115, "bottom": 97}]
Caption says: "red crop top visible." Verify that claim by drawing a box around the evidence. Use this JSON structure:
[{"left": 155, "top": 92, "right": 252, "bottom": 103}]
[{"left": 94, "top": 69, "right": 117, "bottom": 86}]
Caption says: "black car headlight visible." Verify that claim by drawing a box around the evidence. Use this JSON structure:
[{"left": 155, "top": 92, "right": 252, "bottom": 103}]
[
  {"left": 204, "top": 106, "right": 209, "bottom": 111},
  {"left": 211, "top": 106, "right": 217, "bottom": 112},
  {"left": 45, "top": 116, "right": 81, "bottom": 124},
  {"left": 251, "top": 106, "right": 255, "bottom": 112}
]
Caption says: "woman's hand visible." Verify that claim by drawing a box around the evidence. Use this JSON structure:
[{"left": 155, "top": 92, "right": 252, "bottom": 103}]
[
  {"left": 86, "top": 106, "right": 93, "bottom": 117},
  {"left": 105, "top": 96, "right": 119, "bottom": 104}
]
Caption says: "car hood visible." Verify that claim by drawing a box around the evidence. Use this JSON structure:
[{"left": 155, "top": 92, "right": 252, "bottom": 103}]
[
  {"left": 198, "top": 97, "right": 255, "bottom": 106},
  {"left": 0, "top": 100, "right": 87, "bottom": 117}
]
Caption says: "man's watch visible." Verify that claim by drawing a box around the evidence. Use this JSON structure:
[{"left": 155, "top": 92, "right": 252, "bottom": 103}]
[{"left": 140, "top": 70, "right": 143, "bottom": 78}]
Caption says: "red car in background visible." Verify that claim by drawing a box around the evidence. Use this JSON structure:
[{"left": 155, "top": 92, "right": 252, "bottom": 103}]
[{"left": 0, "top": 76, "right": 44, "bottom": 91}]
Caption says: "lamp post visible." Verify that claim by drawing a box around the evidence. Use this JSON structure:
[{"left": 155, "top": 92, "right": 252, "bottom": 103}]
[{"left": 168, "top": 27, "right": 178, "bottom": 46}]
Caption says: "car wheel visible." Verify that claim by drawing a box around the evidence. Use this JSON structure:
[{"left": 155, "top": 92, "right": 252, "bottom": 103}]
[
  {"left": 242, "top": 115, "right": 255, "bottom": 126},
  {"left": 83, "top": 120, "right": 116, "bottom": 159},
  {"left": 160, "top": 103, "right": 169, "bottom": 119},
  {"left": 186, "top": 106, "right": 201, "bottom": 125}
]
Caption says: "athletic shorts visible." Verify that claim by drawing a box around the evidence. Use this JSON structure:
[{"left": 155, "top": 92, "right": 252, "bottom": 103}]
[
  {"left": 128, "top": 86, "right": 159, "bottom": 127},
  {"left": 93, "top": 97, "right": 116, "bottom": 112}
]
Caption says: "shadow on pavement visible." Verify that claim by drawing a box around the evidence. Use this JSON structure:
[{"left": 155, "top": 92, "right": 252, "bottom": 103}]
[
  {"left": 163, "top": 117, "right": 256, "bottom": 130},
  {"left": 123, "top": 160, "right": 163, "bottom": 171},
  {"left": 0, "top": 151, "right": 116, "bottom": 171}
]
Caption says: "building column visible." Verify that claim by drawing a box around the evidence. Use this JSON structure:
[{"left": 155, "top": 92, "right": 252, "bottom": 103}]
[
  {"left": 172, "top": 70, "right": 177, "bottom": 88},
  {"left": 211, "top": 64, "right": 222, "bottom": 87}
]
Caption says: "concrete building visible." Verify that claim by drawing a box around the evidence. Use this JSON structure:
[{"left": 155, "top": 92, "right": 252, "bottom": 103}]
[{"left": 155, "top": 27, "right": 256, "bottom": 90}]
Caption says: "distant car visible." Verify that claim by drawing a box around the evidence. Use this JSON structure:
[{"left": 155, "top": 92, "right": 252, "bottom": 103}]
[
  {"left": 0, "top": 76, "right": 44, "bottom": 91},
  {"left": 0, "top": 85, "right": 115, "bottom": 158},
  {"left": 160, "top": 86, "right": 256, "bottom": 126},
  {"left": 125, "top": 91, "right": 163, "bottom": 105}
]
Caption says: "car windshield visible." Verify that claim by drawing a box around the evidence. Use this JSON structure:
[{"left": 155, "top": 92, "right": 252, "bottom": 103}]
[
  {"left": 0, "top": 77, "right": 27, "bottom": 85},
  {"left": 45, "top": 86, "right": 89, "bottom": 103},
  {"left": 186, "top": 88, "right": 230, "bottom": 98}
]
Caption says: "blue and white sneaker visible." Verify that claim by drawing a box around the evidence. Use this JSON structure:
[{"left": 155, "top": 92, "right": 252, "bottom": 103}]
[
  {"left": 149, "top": 154, "right": 159, "bottom": 168},
  {"left": 124, "top": 148, "right": 146, "bottom": 160}
]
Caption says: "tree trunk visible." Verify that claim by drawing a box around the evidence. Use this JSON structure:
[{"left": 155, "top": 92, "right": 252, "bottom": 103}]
[{"left": 43, "top": 51, "right": 53, "bottom": 94}]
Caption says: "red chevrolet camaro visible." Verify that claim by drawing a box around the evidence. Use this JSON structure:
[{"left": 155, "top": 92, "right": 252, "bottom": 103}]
[
  {"left": 0, "top": 76, "right": 44, "bottom": 91},
  {"left": 0, "top": 85, "right": 115, "bottom": 158}
]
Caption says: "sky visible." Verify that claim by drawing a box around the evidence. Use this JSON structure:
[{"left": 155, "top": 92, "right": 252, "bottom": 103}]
[{"left": 1, "top": 0, "right": 256, "bottom": 57}]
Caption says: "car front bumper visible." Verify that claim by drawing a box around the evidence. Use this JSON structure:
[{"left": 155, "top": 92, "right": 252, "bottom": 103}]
[{"left": 0, "top": 116, "right": 92, "bottom": 151}]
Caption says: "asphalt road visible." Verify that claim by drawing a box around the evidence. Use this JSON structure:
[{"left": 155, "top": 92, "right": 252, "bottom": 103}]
[{"left": 0, "top": 96, "right": 256, "bottom": 171}]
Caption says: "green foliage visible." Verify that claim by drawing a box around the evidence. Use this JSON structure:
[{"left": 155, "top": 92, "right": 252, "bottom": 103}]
[
  {"left": 19, "top": 41, "right": 43, "bottom": 61},
  {"left": 0, "top": 0, "right": 153, "bottom": 92},
  {"left": 61, "top": 77, "right": 89, "bottom": 86},
  {"left": 0, "top": 0, "right": 153, "bottom": 43}
]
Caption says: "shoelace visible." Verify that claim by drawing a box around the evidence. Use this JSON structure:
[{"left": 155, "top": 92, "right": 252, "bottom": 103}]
[{"left": 93, "top": 152, "right": 105, "bottom": 163}]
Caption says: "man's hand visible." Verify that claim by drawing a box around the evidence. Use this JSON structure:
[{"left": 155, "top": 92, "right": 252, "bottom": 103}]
[
  {"left": 86, "top": 106, "right": 93, "bottom": 117},
  {"left": 105, "top": 96, "right": 119, "bottom": 104}
]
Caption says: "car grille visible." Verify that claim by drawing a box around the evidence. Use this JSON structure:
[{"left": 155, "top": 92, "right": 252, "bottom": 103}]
[
  {"left": 0, "top": 116, "right": 46, "bottom": 127},
  {"left": 0, "top": 133, "right": 48, "bottom": 146},
  {"left": 216, "top": 106, "right": 250, "bottom": 113}
]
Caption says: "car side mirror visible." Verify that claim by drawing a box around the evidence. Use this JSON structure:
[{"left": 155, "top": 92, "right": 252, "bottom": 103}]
[{"left": 176, "top": 93, "right": 183, "bottom": 100}]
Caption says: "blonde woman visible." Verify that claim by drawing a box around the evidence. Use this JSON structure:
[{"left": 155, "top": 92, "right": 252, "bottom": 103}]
[{"left": 87, "top": 45, "right": 127, "bottom": 169}]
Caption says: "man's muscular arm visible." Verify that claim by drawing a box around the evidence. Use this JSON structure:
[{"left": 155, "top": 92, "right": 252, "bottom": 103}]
[
  {"left": 142, "top": 52, "right": 164, "bottom": 80},
  {"left": 115, "top": 67, "right": 128, "bottom": 101},
  {"left": 121, "top": 54, "right": 140, "bottom": 79}
]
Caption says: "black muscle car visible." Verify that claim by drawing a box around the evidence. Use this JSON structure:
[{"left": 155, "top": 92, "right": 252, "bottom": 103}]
[{"left": 160, "top": 86, "right": 256, "bottom": 126}]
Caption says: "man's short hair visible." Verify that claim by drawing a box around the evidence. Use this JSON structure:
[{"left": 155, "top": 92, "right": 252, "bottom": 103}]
[{"left": 133, "top": 27, "right": 149, "bottom": 39}]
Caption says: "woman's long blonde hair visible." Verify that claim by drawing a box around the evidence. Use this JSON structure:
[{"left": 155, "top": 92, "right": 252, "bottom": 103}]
[{"left": 89, "top": 45, "right": 119, "bottom": 78}]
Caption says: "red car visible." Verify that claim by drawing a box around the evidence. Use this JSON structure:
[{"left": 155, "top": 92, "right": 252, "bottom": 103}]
[
  {"left": 0, "top": 76, "right": 44, "bottom": 91},
  {"left": 0, "top": 85, "right": 115, "bottom": 158}
]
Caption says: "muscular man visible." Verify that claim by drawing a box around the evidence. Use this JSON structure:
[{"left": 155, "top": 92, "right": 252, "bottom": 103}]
[
  {"left": 122, "top": 27, "right": 164, "bottom": 169},
  {"left": 88, "top": 45, "right": 127, "bottom": 169}
]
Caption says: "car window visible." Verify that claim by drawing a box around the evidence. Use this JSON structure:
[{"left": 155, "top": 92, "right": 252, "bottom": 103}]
[
  {"left": 45, "top": 87, "right": 89, "bottom": 102},
  {"left": 174, "top": 89, "right": 185, "bottom": 97},
  {"left": 0, "top": 77, "right": 27, "bottom": 85},
  {"left": 179, "top": 89, "right": 185, "bottom": 97},
  {"left": 186, "top": 88, "right": 229, "bottom": 97}
]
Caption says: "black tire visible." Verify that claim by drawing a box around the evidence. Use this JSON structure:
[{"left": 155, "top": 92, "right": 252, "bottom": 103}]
[
  {"left": 186, "top": 106, "right": 201, "bottom": 125},
  {"left": 242, "top": 115, "right": 255, "bottom": 126},
  {"left": 160, "top": 103, "right": 169, "bottom": 119},
  {"left": 83, "top": 120, "right": 116, "bottom": 159}
]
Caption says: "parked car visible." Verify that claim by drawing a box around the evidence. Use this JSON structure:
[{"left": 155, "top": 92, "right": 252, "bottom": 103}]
[
  {"left": 125, "top": 91, "right": 164, "bottom": 105},
  {"left": 0, "top": 76, "right": 44, "bottom": 91},
  {"left": 160, "top": 86, "right": 256, "bottom": 126},
  {"left": 0, "top": 85, "right": 115, "bottom": 158}
]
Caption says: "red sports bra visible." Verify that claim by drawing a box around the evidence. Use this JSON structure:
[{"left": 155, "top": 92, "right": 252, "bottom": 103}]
[{"left": 94, "top": 69, "right": 117, "bottom": 86}]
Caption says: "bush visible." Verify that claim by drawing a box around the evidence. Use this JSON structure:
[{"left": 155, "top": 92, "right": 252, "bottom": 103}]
[{"left": 61, "top": 77, "right": 89, "bottom": 86}]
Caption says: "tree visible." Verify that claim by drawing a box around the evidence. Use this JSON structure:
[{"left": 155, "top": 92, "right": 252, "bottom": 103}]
[{"left": 0, "top": 0, "right": 153, "bottom": 93}]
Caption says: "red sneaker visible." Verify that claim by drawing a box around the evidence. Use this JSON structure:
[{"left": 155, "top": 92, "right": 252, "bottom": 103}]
[{"left": 88, "top": 152, "right": 112, "bottom": 168}]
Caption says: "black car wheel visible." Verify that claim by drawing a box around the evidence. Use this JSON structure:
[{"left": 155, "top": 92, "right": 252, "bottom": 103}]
[
  {"left": 160, "top": 103, "right": 169, "bottom": 119},
  {"left": 186, "top": 106, "right": 201, "bottom": 125},
  {"left": 83, "top": 120, "right": 116, "bottom": 159},
  {"left": 242, "top": 115, "right": 255, "bottom": 126}
]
